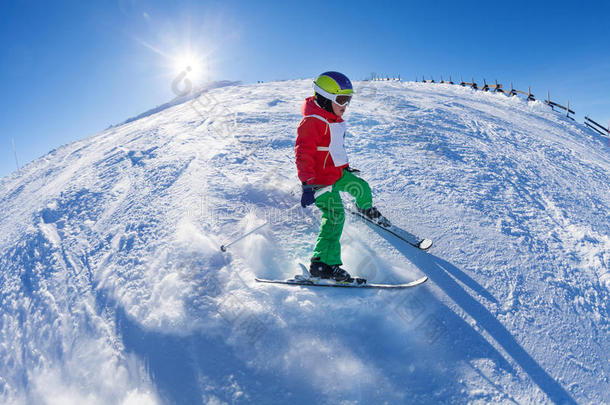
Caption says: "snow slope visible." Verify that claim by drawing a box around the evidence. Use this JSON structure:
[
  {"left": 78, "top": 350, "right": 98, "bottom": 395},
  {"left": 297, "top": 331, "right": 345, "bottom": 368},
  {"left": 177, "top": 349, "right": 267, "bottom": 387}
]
[{"left": 0, "top": 79, "right": 608, "bottom": 404}]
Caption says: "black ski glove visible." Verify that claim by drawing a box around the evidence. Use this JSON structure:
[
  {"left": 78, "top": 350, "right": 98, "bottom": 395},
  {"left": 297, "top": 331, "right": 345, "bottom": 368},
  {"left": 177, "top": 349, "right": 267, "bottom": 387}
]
[{"left": 301, "top": 184, "right": 315, "bottom": 207}]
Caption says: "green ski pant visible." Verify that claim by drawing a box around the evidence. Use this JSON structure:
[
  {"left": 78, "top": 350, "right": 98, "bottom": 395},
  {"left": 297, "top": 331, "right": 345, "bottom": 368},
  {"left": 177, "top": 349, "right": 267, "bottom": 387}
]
[{"left": 312, "top": 170, "right": 373, "bottom": 265}]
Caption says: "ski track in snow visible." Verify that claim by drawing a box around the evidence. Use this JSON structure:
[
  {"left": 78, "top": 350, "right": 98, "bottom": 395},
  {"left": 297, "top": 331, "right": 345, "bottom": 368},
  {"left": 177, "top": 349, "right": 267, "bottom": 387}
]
[{"left": 0, "top": 80, "right": 608, "bottom": 404}]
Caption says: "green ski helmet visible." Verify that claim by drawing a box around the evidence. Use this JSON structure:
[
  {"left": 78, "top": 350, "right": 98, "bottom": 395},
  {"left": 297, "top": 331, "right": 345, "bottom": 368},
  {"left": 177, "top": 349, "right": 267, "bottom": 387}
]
[{"left": 313, "top": 71, "right": 354, "bottom": 107}]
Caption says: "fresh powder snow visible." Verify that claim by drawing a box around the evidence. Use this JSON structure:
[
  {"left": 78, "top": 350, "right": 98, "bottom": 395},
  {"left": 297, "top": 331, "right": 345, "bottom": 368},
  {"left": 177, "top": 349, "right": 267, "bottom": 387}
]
[{"left": 0, "top": 79, "right": 608, "bottom": 404}]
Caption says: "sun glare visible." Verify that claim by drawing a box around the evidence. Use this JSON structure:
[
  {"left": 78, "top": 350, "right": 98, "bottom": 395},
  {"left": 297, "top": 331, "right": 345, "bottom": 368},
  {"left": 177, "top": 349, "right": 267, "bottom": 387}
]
[
  {"left": 132, "top": 11, "right": 227, "bottom": 91},
  {"left": 173, "top": 52, "right": 206, "bottom": 81}
]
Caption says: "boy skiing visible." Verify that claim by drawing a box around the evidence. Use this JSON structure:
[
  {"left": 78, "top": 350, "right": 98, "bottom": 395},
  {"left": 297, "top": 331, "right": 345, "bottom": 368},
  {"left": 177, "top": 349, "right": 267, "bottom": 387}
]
[{"left": 295, "top": 71, "right": 391, "bottom": 283}]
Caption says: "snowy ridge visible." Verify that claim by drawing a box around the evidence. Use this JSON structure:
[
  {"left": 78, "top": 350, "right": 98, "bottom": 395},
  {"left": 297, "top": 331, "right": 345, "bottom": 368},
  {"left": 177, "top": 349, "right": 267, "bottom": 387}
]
[
  {"left": 0, "top": 80, "right": 608, "bottom": 404},
  {"left": 115, "top": 80, "right": 241, "bottom": 128}
]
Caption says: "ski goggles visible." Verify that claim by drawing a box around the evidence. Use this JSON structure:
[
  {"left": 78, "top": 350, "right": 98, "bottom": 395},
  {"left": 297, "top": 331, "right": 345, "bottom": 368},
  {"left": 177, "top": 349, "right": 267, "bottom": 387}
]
[{"left": 313, "top": 83, "right": 353, "bottom": 106}]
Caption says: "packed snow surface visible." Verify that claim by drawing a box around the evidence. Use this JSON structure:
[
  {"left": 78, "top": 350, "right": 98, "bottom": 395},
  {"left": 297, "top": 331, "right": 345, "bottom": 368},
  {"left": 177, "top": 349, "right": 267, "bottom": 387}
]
[{"left": 1, "top": 79, "right": 608, "bottom": 404}]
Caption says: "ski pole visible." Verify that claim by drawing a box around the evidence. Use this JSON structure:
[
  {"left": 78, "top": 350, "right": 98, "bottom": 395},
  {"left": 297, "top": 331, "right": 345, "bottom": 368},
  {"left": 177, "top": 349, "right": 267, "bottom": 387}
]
[
  {"left": 220, "top": 222, "right": 268, "bottom": 252},
  {"left": 220, "top": 203, "right": 302, "bottom": 252}
]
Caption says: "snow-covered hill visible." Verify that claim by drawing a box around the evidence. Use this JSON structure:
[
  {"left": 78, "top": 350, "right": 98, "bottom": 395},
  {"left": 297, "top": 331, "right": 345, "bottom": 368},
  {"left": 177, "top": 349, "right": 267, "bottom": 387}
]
[{"left": 1, "top": 79, "right": 608, "bottom": 404}]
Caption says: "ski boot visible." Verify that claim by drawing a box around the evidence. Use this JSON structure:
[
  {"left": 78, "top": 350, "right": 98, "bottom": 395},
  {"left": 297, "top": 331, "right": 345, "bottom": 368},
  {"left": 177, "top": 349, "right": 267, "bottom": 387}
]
[
  {"left": 309, "top": 259, "right": 366, "bottom": 285},
  {"left": 309, "top": 259, "right": 351, "bottom": 282},
  {"left": 357, "top": 206, "right": 391, "bottom": 227}
]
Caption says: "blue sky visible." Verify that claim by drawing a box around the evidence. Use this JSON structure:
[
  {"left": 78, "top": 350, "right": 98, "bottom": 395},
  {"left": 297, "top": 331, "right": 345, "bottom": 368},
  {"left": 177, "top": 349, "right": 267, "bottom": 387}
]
[{"left": 1, "top": 0, "right": 609, "bottom": 177}]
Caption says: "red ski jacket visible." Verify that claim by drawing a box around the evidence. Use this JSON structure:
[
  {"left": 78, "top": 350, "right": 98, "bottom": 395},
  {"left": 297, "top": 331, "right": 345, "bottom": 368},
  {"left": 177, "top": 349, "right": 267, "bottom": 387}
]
[{"left": 295, "top": 97, "right": 348, "bottom": 185}]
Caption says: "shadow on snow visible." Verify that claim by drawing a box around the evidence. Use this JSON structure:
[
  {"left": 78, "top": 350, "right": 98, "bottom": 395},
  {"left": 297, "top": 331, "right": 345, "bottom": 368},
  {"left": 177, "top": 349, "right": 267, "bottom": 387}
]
[{"left": 365, "top": 222, "right": 576, "bottom": 404}]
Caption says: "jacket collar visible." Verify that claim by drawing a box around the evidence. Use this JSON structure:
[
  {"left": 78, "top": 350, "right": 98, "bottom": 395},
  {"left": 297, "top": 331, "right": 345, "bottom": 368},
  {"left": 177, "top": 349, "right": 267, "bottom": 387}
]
[{"left": 301, "top": 96, "right": 343, "bottom": 123}]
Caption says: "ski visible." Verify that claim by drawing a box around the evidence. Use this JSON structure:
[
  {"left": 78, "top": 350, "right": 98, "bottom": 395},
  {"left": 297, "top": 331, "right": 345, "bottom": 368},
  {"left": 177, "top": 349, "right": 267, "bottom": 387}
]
[
  {"left": 255, "top": 276, "right": 428, "bottom": 289},
  {"left": 347, "top": 208, "right": 433, "bottom": 251},
  {"left": 255, "top": 264, "right": 428, "bottom": 289}
]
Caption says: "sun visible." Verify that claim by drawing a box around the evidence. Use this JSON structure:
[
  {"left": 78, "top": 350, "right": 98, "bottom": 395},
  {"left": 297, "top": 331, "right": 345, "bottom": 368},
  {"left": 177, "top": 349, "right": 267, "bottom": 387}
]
[{"left": 172, "top": 52, "right": 206, "bottom": 82}]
